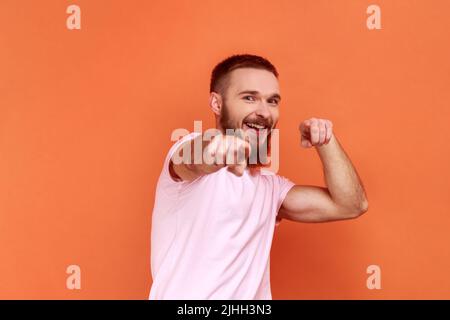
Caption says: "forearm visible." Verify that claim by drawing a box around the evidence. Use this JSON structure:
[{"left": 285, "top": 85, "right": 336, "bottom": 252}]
[
  {"left": 316, "top": 134, "right": 368, "bottom": 213},
  {"left": 175, "top": 135, "right": 217, "bottom": 181}
]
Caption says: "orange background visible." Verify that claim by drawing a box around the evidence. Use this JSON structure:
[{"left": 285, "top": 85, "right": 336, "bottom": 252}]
[{"left": 1, "top": 0, "right": 449, "bottom": 299}]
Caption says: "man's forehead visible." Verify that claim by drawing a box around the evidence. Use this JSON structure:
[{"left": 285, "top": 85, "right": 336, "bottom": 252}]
[{"left": 228, "top": 68, "right": 280, "bottom": 95}]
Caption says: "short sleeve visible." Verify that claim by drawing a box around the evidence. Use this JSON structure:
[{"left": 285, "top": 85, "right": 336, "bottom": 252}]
[
  {"left": 158, "top": 132, "right": 201, "bottom": 195},
  {"left": 274, "top": 174, "right": 295, "bottom": 226}
]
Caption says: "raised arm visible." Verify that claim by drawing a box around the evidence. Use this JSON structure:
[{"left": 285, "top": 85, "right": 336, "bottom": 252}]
[{"left": 279, "top": 118, "right": 368, "bottom": 223}]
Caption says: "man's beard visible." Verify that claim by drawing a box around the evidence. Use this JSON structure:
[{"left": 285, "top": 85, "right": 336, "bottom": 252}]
[{"left": 219, "top": 101, "right": 273, "bottom": 168}]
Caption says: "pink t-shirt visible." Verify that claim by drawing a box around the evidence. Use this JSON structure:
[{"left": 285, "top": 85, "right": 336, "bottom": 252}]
[{"left": 149, "top": 132, "right": 295, "bottom": 300}]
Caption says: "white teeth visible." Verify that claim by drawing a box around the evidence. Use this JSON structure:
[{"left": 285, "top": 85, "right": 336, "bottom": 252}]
[{"left": 245, "top": 122, "right": 266, "bottom": 129}]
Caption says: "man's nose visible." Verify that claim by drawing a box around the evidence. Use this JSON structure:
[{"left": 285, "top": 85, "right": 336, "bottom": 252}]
[{"left": 255, "top": 101, "right": 271, "bottom": 119}]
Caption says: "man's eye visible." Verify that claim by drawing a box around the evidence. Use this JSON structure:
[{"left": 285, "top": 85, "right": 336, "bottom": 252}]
[
  {"left": 243, "top": 96, "right": 255, "bottom": 101},
  {"left": 268, "top": 99, "right": 279, "bottom": 105}
]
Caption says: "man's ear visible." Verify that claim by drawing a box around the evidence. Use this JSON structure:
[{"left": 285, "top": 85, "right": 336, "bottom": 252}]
[{"left": 209, "top": 92, "right": 222, "bottom": 116}]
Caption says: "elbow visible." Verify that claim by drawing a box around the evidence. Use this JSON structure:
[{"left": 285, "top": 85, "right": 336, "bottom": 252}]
[
  {"left": 351, "top": 198, "right": 369, "bottom": 218},
  {"left": 361, "top": 199, "right": 369, "bottom": 213},
  {"left": 344, "top": 198, "right": 369, "bottom": 219}
]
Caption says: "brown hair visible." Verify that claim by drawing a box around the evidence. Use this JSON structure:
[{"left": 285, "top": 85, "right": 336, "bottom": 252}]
[{"left": 210, "top": 54, "right": 279, "bottom": 96}]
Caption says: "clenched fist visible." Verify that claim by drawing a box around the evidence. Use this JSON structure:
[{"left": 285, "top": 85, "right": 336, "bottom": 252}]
[
  {"left": 202, "top": 133, "right": 252, "bottom": 176},
  {"left": 299, "top": 118, "right": 333, "bottom": 148}
]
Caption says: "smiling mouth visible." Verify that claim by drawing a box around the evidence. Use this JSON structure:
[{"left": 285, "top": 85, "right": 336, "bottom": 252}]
[{"left": 243, "top": 122, "right": 269, "bottom": 130}]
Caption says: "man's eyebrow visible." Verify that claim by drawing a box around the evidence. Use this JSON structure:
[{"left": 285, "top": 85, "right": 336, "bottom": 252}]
[{"left": 237, "top": 90, "right": 282, "bottom": 101}]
